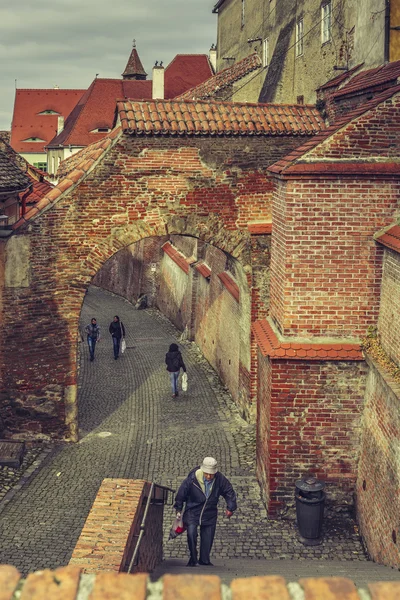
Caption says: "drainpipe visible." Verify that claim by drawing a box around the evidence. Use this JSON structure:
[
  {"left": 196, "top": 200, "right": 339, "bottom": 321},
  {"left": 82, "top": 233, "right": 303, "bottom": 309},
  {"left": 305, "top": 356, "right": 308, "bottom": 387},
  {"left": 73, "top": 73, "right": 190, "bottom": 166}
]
[{"left": 385, "top": 0, "right": 390, "bottom": 63}]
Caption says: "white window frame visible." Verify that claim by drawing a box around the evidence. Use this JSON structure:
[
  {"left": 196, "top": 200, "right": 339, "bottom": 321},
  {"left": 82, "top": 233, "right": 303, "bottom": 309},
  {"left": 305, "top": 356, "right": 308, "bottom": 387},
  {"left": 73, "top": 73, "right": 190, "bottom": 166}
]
[
  {"left": 321, "top": 2, "right": 332, "bottom": 44},
  {"left": 296, "top": 18, "right": 304, "bottom": 56},
  {"left": 263, "top": 38, "right": 269, "bottom": 66}
]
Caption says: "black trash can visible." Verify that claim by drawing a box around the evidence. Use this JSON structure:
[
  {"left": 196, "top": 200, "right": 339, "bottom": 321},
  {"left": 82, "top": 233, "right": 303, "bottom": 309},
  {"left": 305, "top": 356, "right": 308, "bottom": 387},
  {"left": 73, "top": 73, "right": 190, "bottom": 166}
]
[{"left": 295, "top": 476, "right": 325, "bottom": 546}]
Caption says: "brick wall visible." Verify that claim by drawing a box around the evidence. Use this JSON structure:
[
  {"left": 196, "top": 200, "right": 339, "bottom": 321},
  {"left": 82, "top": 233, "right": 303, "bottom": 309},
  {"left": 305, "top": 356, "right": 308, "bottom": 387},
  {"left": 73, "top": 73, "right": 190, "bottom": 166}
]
[
  {"left": 69, "top": 479, "right": 164, "bottom": 574},
  {"left": 377, "top": 249, "right": 400, "bottom": 366},
  {"left": 270, "top": 176, "right": 397, "bottom": 337},
  {"left": 2, "top": 130, "right": 292, "bottom": 437},
  {"left": 356, "top": 357, "right": 400, "bottom": 568},
  {"left": 257, "top": 356, "right": 368, "bottom": 515},
  {"left": 1, "top": 566, "right": 400, "bottom": 599}
]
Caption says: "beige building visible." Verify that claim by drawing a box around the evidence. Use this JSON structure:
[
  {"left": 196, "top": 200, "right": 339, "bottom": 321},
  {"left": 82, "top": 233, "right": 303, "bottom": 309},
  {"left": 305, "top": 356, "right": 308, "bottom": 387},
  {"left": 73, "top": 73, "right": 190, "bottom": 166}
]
[{"left": 212, "top": 0, "right": 400, "bottom": 104}]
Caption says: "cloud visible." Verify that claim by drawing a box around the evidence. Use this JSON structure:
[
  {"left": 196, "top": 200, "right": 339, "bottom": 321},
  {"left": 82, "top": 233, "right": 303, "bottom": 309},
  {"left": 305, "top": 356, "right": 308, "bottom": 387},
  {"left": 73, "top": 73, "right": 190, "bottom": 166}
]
[{"left": 0, "top": 0, "right": 217, "bottom": 129}]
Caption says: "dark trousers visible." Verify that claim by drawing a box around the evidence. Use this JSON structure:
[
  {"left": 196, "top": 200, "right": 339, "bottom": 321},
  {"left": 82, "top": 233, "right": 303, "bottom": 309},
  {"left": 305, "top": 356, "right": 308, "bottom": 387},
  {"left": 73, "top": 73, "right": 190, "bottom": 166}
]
[
  {"left": 187, "top": 522, "right": 216, "bottom": 564},
  {"left": 112, "top": 336, "right": 121, "bottom": 358}
]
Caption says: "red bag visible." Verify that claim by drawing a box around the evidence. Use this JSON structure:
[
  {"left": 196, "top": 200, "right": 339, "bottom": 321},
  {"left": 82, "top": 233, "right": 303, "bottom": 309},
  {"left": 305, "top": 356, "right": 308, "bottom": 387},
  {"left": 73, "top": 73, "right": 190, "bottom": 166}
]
[{"left": 168, "top": 514, "right": 186, "bottom": 540}]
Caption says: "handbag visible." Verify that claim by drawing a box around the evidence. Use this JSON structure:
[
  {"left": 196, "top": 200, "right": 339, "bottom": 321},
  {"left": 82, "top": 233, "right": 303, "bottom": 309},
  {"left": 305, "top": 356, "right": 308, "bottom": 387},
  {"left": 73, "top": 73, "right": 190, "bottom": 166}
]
[
  {"left": 121, "top": 338, "right": 126, "bottom": 354},
  {"left": 168, "top": 514, "right": 186, "bottom": 540},
  {"left": 182, "top": 372, "right": 188, "bottom": 391}
]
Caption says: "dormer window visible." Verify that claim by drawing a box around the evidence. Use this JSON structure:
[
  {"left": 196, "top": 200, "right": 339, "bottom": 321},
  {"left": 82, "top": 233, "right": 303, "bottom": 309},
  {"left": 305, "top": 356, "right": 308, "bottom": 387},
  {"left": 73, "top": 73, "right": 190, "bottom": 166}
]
[
  {"left": 22, "top": 137, "right": 46, "bottom": 142},
  {"left": 38, "top": 110, "right": 60, "bottom": 115},
  {"left": 90, "top": 127, "right": 111, "bottom": 133}
]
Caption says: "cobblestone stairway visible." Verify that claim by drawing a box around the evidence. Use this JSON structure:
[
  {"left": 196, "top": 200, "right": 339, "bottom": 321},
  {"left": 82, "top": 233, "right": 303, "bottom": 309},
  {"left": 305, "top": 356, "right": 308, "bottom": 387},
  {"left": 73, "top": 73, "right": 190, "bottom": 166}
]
[{"left": 0, "top": 286, "right": 385, "bottom": 578}]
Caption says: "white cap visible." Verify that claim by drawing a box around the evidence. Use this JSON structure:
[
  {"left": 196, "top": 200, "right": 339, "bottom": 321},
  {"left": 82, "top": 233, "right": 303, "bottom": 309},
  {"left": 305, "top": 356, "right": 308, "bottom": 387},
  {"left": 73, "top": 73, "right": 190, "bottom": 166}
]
[{"left": 201, "top": 457, "right": 218, "bottom": 474}]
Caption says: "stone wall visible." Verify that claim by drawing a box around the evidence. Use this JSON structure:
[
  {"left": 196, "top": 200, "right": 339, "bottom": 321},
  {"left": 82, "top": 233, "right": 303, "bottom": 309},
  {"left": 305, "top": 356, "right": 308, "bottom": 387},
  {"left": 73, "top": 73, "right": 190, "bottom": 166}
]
[
  {"left": 377, "top": 249, "right": 400, "bottom": 366},
  {"left": 257, "top": 356, "right": 367, "bottom": 515},
  {"left": 356, "top": 358, "right": 400, "bottom": 568}
]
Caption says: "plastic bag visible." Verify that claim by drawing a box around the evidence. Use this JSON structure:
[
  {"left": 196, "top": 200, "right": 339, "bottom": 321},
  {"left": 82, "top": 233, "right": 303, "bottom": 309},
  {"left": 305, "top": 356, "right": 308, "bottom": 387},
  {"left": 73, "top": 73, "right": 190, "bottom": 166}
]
[
  {"left": 121, "top": 338, "right": 126, "bottom": 354},
  {"left": 168, "top": 514, "right": 186, "bottom": 540},
  {"left": 182, "top": 372, "right": 188, "bottom": 392}
]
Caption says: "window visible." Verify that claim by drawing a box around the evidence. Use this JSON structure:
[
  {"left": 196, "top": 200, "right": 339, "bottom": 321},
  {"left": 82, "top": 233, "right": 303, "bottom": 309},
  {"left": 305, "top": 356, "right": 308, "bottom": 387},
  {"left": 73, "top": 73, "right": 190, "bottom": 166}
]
[
  {"left": 263, "top": 38, "right": 269, "bottom": 66},
  {"left": 241, "top": 0, "right": 245, "bottom": 28},
  {"left": 33, "top": 162, "right": 47, "bottom": 172},
  {"left": 22, "top": 137, "right": 46, "bottom": 142},
  {"left": 38, "top": 110, "right": 60, "bottom": 115},
  {"left": 321, "top": 2, "right": 332, "bottom": 44},
  {"left": 296, "top": 18, "right": 304, "bottom": 56},
  {"left": 90, "top": 127, "right": 111, "bottom": 134},
  {"left": 297, "top": 95, "right": 304, "bottom": 105}
]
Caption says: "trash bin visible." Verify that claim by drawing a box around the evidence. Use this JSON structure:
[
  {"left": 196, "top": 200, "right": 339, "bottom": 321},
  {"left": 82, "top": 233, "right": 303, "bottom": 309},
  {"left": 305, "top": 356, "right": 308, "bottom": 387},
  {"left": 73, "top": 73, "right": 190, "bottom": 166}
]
[{"left": 295, "top": 476, "right": 325, "bottom": 545}]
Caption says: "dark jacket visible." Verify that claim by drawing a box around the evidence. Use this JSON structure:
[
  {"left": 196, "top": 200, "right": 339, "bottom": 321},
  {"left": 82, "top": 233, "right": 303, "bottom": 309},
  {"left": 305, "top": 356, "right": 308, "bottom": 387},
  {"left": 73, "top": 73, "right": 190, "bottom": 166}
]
[
  {"left": 109, "top": 321, "right": 125, "bottom": 339},
  {"left": 174, "top": 467, "right": 237, "bottom": 527},
  {"left": 165, "top": 350, "right": 186, "bottom": 373}
]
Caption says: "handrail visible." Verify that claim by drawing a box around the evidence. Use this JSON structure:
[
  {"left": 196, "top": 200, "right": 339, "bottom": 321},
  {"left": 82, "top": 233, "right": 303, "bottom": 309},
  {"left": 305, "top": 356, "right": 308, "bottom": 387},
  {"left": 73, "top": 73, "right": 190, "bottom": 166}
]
[{"left": 127, "top": 482, "right": 175, "bottom": 573}]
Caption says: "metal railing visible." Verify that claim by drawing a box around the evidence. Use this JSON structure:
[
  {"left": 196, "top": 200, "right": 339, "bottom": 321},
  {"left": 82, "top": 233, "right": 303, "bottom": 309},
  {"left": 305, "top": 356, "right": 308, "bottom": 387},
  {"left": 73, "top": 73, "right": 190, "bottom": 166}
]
[{"left": 127, "top": 482, "right": 175, "bottom": 573}]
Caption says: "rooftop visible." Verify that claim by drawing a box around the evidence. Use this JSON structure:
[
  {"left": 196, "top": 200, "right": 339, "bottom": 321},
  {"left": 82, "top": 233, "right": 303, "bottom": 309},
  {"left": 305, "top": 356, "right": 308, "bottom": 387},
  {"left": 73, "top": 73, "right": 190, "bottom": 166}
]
[{"left": 332, "top": 59, "right": 400, "bottom": 99}]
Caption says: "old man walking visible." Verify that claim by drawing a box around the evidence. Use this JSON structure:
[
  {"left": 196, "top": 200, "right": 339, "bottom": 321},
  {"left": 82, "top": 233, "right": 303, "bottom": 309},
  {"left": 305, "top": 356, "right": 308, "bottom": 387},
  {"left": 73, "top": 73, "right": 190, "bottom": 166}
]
[{"left": 174, "top": 457, "right": 237, "bottom": 567}]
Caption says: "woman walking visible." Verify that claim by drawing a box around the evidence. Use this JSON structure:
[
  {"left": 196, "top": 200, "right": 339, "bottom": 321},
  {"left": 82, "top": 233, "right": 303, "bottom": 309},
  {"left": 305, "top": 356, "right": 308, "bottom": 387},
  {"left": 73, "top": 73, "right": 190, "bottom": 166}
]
[
  {"left": 165, "top": 343, "right": 186, "bottom": 397},
  {"left": 109, "top": 315, "right": 125, "bottom": 360}
]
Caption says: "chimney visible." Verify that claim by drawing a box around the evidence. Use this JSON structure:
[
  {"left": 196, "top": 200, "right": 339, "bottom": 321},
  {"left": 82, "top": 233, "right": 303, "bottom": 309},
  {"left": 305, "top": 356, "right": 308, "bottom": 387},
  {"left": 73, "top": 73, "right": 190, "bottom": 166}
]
[
  {"left": 57, "top": 116, "right": 64, "bottom": 135},
  {"left": 152, "top": 63, "right": 165, "bottom": 99},
  {"left": 209, "top": 44, "right": 217, "bottom": 73}
]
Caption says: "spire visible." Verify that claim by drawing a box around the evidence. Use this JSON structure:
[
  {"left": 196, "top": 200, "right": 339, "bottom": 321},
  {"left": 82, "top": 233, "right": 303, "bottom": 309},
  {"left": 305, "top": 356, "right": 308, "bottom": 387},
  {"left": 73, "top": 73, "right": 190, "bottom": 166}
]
[{"left": 122, "top": 40, "right": 147, "bottom": 80}]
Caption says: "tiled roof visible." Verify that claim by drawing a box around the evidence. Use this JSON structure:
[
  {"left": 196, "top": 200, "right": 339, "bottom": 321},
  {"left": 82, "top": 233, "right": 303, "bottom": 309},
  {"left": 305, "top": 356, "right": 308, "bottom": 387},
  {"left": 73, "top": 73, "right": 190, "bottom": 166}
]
[
  {"left": 10, "top": 89, "right": 85, "bottom": 153},
  {"left": 117, "top": 99, "right": 324, "bottom": 137},
  {"left": 165, "top": 55, "right": 214, "bottom": 99},
  {"left": 122, "top": 46, "right": 147, "bottom": 79},
  {"left": 11, "top": 128, "right": 122, "bottom": 232},
  {"left": 317, "top": 64, "right": 363, "bottom": 91},
  {"left": 247, "top": 222, "right": 272, "bottom": 234},
  {"left": 24, "top": 178, "right": 53, "bottom": 206},
  {"left": 47, "top": 79, "right": 152, "bottom": 148},
  {"left": 195, "top": 262, "right": 212, "bottom": 278},
  {"left": 162, "top": 242, "right": 190, "bottom": 274},
  {"left": 269, "top": 84, "right": 400, "bottom": 175},
  {"left": 212, "top": 0, "right": 227, "bottom": 12},
  {"left": 375, "top": 224, "right": 400, "bottom": 254},
  {"left": 332, "top": 59, "right": 400, "bottom": 99},
  {"left": 252, "top": 320, "right": 363, "bottom": 360},
  {"left": 176, "top": 53, "right": 262, "bottom": 101},
  {"left": 0, "top": 149, "right": 31, "bottom": 194},
  {"left": 218, "top": 272, "right": 239, "bottom": 302}
]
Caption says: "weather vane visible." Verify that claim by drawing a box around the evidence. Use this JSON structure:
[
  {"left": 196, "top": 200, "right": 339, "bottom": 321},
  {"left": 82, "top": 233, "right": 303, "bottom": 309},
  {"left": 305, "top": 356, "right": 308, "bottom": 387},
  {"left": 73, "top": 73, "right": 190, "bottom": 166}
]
[{"left": 132, "top": 39, "right": 136, "bottom": 48}]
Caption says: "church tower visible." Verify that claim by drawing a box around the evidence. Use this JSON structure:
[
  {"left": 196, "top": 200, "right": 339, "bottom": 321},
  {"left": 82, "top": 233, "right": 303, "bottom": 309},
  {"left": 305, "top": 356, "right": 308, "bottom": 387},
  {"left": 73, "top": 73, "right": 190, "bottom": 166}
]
[{"left": 122, "top": 40, "right": 148, "bottom": 80}]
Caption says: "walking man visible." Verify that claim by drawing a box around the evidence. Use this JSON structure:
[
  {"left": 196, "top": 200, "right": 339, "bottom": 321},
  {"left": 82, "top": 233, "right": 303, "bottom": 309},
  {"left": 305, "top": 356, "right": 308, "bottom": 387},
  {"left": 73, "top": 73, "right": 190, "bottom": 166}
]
[
  {"left": 109, "top": 315, "right": 125, "bottom": 360},
  {"left": 85, "top": 317, "right": 100, "bottom": 362},
  {"left": 165, "top": 343, "right": 186, "bottom": 397},
  {"left": 174, "top": 457, "right": 237, "bottom": 567}
]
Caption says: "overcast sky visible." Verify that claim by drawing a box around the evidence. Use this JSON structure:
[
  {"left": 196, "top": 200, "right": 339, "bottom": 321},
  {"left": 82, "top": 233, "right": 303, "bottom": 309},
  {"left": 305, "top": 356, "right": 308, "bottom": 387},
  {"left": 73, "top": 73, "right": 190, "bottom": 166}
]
[{"left": 0, "top": 0, "right": 217, "bottom": 130}]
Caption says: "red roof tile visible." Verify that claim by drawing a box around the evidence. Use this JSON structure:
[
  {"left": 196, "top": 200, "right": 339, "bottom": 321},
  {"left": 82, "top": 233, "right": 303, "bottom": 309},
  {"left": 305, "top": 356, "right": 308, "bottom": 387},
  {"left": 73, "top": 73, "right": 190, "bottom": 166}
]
[
  {"left": 252, "top": 320, "right": 363, "bottom": 360},
  {"left": 317, "top": 64, "right": 364, "bottom": 91},
  {"left": 332, "top": 60, "right": 400, "bottom": 99},
  {"left": 218, "top": 272, "right": 240, "bottom": 302},
  {"left": 176, "top": 53, "right": 262, "bottom": 101},
  {"left": 47, "top": 79, "right": 152, "bottom": 148},
  {"left": 375, "top": 224, "right": 400, "bottom": 253},
  {"left": 248, "top": 222, "right": 272, "bottom": 234},
  {"left": 195, "top": 262, "right": 212, "bottom": 278},
  {"left": 117, "top": 99, "right": 324, "bottom": 137},
  {"left": 269, "top": 84, "right": 400, "bottom": 175},
  {"left": 10, "top": 89, "right": 85, "bottom": 154},
  {"left": 165, "top": 55, "right": 214, "bottom": 100},
  {"left": 162, "top": 242, "right": 190, "bottom": 274}
]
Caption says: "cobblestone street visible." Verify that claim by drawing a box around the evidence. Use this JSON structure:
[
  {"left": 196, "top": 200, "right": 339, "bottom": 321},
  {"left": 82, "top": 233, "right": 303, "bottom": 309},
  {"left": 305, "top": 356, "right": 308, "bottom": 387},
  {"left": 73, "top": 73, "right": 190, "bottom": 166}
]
[{"left": 0, "top": 286, "right": 397, "bottom": 580}]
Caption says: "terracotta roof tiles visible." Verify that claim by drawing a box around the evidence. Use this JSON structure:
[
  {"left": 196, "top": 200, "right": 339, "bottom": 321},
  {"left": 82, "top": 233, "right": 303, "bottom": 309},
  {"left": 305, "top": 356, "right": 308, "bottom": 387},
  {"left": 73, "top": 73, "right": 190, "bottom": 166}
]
[
  {"left": 0, "top": 149, "right": 31, "bottom": 194},
  {"left": 117, "top": 99, "right": 324, "bottom": 137},
  {"left": 375, "top": 224, "right": 400, "bottom": 254},
  {"left": 218, "top": 272, "right": 239, "bottom": 302},
  {"left": 162, "top": 242, "right": 190, "bottom": 274},
  {"left": 195, "top": 262, "right": 212, "bottom": 278},
  {"left": 176, "top": 53, "right": 262, "bottom": 102},
  {"left": 332, "top": 59, "right": 400, "bottom": 99},
  {"left": 165, "top": 55, "right": 214, "bottom": 99},
  {"left": 252, "top": 320, "right": 363, "bottom": 361}
]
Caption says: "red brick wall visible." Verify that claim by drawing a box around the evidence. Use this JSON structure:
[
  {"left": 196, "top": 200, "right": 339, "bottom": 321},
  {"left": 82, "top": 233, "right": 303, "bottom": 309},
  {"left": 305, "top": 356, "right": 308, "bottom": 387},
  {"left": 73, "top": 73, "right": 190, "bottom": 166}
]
[
  {"left": 270, "top": 177, "right": 397, "bottom": 337},
  {"left": 356, "top": 358, "right": 400, "bottom": 568},
  {"left": 69, "top": 479, "right": 164, "bottom": 574},
  {"left": 257, "top": 356, "right": 367, "bottom": 515}
]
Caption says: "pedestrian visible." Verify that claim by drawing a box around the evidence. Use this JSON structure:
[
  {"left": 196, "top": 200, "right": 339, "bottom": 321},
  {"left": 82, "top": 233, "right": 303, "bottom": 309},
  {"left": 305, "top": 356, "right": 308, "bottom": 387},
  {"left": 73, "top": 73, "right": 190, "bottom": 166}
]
[
  {"left": 165, "top": 343, "right": 186, "bottom": 397},
  {"left": 85, "top": 317, "right": 100, "bottom": 362},
  {"left": 109, "top": 315, "right": 125, "bottom": 360},
  {"left": 174, "top": 457, "right": 237, "bottom": 567}
]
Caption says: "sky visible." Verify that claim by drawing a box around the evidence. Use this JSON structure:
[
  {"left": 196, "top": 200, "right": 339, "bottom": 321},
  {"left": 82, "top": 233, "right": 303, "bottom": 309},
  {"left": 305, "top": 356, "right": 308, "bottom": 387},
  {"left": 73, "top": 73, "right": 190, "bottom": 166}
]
[{"left": 0, "top": 0, "right": 217, "bottom": 130}]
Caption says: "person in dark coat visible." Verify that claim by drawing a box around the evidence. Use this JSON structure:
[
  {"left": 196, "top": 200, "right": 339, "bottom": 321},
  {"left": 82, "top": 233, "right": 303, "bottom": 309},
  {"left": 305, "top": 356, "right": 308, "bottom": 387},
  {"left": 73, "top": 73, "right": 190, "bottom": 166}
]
[
  {"left": 109, "top": 315, "right": 125, "bottom": 360},
  {"left": 174, "top": 456, "right": 237, "bottom": 567},
  {"left": 165, "top": 343, "right": 186, "bottom": 397}
]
